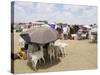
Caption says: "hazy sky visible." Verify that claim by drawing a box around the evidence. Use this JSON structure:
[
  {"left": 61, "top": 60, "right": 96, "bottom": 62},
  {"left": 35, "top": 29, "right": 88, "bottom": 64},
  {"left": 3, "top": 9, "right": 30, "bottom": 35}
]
[{"left": 13, "top": 1, "right": 97, "bottom": 25}]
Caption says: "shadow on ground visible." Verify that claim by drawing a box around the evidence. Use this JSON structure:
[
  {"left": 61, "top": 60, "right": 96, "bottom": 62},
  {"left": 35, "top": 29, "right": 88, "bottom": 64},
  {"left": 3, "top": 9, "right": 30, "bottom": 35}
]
[{"left": 27, "top": 58, "right": 61, "bottom": 71}]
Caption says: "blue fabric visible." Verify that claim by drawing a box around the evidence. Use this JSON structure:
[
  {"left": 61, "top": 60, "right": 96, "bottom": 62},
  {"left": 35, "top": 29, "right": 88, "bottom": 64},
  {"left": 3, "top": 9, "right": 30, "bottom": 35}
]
[{"left": 48, "top": 24, "right": 55, "bottom": 29}]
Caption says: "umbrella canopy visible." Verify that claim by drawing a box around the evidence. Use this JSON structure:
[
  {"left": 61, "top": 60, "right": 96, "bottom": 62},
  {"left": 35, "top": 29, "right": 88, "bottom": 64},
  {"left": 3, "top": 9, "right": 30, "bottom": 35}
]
[
  {"left": 20, "top": 27, "right": 58, "bottom": 44},
  {"left": 48, "top": 23, "right": 56, "bottom": 29}
]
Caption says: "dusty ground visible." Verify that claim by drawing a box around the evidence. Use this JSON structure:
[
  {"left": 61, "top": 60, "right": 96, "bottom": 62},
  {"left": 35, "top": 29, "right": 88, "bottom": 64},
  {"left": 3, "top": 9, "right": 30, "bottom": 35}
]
[{"left": 12, "top": 32, "right": 97, "bottom": 74}]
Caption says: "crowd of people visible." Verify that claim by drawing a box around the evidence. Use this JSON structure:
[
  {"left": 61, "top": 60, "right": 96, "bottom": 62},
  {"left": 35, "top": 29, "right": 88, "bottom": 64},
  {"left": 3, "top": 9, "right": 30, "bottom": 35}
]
[{"left": 54, "top": 24, "right": 97, "bottom": 41}]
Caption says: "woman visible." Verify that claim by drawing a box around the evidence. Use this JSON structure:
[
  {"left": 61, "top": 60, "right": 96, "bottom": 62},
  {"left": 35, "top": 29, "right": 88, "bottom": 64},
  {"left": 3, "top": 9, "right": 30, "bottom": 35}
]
[{"left": 56, "top": 25, "right": 63, "bottom": 39}]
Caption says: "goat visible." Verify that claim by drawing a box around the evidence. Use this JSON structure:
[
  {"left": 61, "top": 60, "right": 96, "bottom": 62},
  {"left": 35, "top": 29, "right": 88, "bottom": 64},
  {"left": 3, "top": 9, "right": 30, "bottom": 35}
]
[
  {"left": 48, "top": 43, "right": 55, "bottom": 64},
  {"left": 54, "top": 40, "right": 68, "bottom": 57},
  {"left": 71, "top": 34, "right": 77, "bottom": 40},
  {"left": 27, "top": 45, "right": 45, "bottom": 71},
  {"left": 81, "top": 33, "right": 87, "bottom": 39}
]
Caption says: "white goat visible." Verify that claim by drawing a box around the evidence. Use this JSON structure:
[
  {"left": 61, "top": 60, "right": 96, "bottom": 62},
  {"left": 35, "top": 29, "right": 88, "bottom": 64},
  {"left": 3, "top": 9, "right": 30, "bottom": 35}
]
[
  {"left": 81, "top": 33, "right": 87, "bottom": 39},
  {"left": 27, "top": 45, "right": 45, "bottom": 71},
  {"left": 88, "top": 28, "right": 97, "bottom": 42},
  {"left": 71, "top": 34, "right": 77, "bottom": 40},
  {"left": 54, "top": 40, "right": 68, "bottom": 57}
]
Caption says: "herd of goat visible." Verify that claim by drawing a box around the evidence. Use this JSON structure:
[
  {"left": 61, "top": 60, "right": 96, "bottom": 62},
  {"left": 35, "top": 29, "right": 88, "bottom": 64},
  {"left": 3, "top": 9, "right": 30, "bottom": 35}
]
[{"left": 27, "top": 39, "right": 67, "bottom": 71}]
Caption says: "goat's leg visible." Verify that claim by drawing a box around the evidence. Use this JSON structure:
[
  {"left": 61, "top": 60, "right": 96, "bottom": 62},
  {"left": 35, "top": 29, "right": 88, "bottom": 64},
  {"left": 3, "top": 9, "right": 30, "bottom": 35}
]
[
  {"left": 58, "top": 47, "right": 62, "bottom": 57},
  {"left": 60, "top": 48, "right": 63, "bottom": 57},
  {"left": 32, "top": 60, "right": 38, "bottom": 71},
  {"left": 56, "top": 47, "right": 60, "bottom": 58},
  {"left": 61, "top": 48, "right": 65, "bottom": 57},
  {"left": 50, "top": 56, "right": 52, "bottom": 64},
  {"left": 42, "top": 57, "right": 45, "bottom": 64},
  {"left": 38, "top": 59, "right": 41, "bottom": 64},
  {"left": 51, "top": 46, "right": 55, "bottom": 62},
  {"left": 63, "top": 48, "right": 65, "bottom": 56},
  {"left": 53, "top": 52, "right": 55, "bottom": 62}
]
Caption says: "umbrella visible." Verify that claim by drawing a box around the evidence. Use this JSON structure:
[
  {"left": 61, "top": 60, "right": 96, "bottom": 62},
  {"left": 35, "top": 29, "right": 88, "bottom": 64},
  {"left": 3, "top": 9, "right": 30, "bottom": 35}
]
[
  {"left": 20, "top": 27, "right": 58, "bottom": 44},
  {"left": 48, "top": 23, "right": 55, "bottom": 29}
]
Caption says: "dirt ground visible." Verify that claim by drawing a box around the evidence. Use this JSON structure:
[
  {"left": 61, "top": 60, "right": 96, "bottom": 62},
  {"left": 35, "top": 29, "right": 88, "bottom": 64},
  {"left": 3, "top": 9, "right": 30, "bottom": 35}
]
[{"left": 12, "top": 32, "right": 97, "bottom": 74}]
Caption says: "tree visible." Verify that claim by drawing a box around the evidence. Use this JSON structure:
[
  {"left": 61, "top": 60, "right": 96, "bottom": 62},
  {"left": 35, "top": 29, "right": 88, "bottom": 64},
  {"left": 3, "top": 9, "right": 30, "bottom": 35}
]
[
  {"left": 36, "top": 20, "right": 48, "bottom": 24},
  {"left": 29, "top": 22, "right": 32, "bottom": 24}
]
